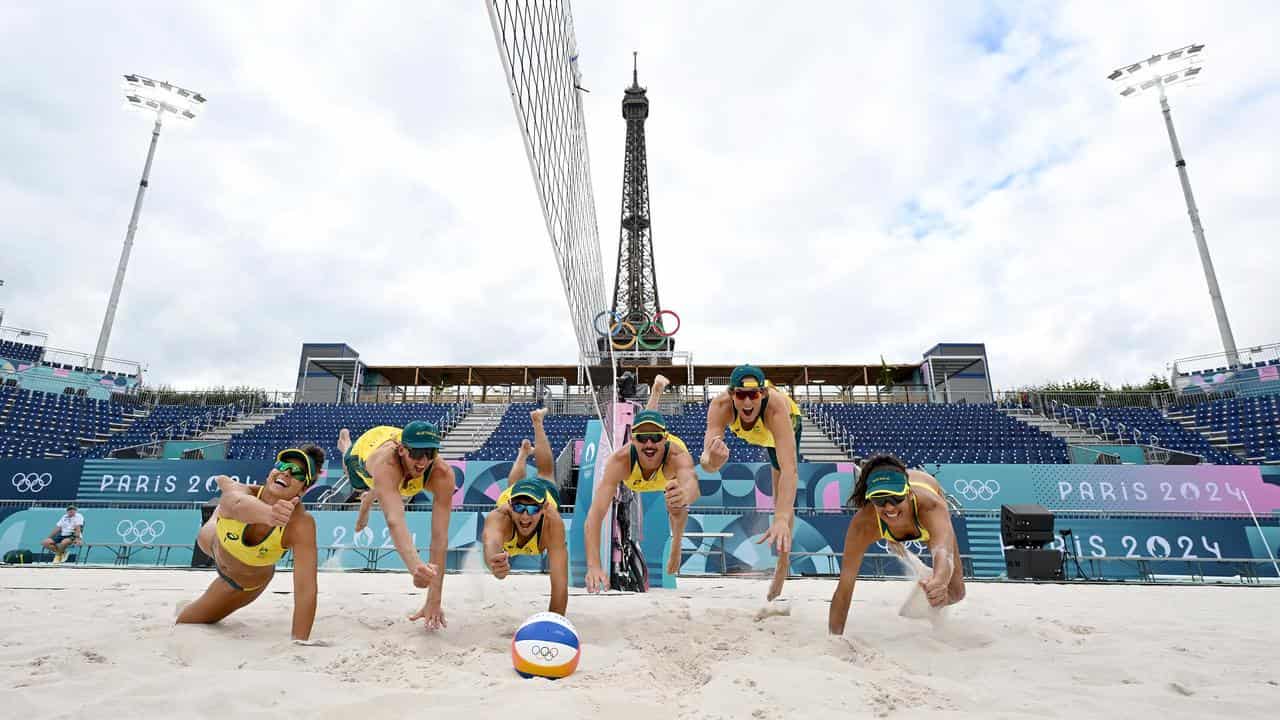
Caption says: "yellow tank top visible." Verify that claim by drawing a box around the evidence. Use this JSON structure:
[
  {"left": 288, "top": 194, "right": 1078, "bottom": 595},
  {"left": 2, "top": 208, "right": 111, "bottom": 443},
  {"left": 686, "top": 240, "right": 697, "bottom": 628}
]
[
  {"left": 877, "top": 480, "right": 941, "bottom": 544},
  {"left": 728, "top": 384, "right": 801, "bottom": 448},
  {"left": 501, "top": 518, "right": 544, "bottom": 557},
  {"left": 351, "top": 425, "right": 428, "bottom": 497},
  {"left": 625, "top": 434, "right": 689, "bottom": 492},
  {"left": 495, "top": 481, "right": 557, "bottom": 557},
  {"left": 215, "top": 487, "right": 288, "bottom": 567}
]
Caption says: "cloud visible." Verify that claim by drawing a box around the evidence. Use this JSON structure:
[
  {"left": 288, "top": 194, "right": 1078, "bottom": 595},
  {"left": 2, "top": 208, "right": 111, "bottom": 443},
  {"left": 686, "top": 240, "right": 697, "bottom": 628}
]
[{"left": 1, "top": 1, "right": 1276, "bottom": 393}]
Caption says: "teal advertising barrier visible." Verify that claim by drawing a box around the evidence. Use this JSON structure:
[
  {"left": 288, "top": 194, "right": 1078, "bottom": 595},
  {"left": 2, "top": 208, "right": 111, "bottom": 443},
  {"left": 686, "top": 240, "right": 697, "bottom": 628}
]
[{"left": 1071, "top": 445, "right": 1147, "bottom": 464}]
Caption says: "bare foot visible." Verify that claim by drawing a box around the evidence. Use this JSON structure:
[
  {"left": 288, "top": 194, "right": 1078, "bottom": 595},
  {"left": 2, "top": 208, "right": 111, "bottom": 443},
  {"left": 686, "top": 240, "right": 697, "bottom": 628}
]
[
  {"left": 337, "top": 428, "right": 352, "bottom": 454},
  {"left": 653, "top": 374, "right": 670, "bottom": 394},
  {"left": 766, "top": 571, "right": 785, "bottom": 602},
  {"left": 666, "top": 549, "right": 682, "bottom": 577},
  {"left": 530, "top": 408, "right": 548, "bottom": 426},
  {"left": 519, "top": 439, "right": 532, "bottom": 455}
]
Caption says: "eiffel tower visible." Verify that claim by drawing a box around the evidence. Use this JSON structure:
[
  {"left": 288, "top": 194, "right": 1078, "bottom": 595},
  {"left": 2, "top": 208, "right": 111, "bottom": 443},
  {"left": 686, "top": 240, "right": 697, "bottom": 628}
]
[{"left": 602, "top": 53, "right": 672, "bottom": 354}]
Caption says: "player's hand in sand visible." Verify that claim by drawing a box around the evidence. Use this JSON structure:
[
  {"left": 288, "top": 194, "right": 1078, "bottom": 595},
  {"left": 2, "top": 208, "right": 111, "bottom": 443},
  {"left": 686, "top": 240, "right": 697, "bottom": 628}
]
[
  {"left": 410, "top": 561, "right": 438, "bottom": 588},
  {"left": 701, "top": 436, "right": 729, "bottom": 469},
  {"left": 270, "top": 497, "right": 300, "bottom": 527},
  {"left": 409, "top": 603, "right": 447, "bottom": 631},
  {"left": 758, "top": 517, "right": 793, "bottom": 554},
  {"left": 664, "top": 478, "right": 691, "bottom": 510},
  {"left": 488, "top": 550, "right": 511, "bottom": 579},
  {"left": 921, "top": 551, "right": 952, "bottom": 607},
  {"left": 585, "top": 566, "right": 609, "bottom": 594}
]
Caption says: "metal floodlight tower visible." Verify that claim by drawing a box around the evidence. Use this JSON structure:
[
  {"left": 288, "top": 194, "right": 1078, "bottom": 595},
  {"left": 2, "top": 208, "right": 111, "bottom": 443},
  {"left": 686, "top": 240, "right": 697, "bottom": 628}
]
[
  {"left": 1108, "top": 44, "right": 1240, "bottom": 368},
  {"left": 91, "top": 74, "right": 207, "bottom": 370}
]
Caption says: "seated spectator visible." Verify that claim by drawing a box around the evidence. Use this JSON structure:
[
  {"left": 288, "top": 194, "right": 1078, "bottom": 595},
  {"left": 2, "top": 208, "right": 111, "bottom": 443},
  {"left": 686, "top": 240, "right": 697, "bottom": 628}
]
[{"left": 42, "top": 506, "right": 84, "bottom": 564}]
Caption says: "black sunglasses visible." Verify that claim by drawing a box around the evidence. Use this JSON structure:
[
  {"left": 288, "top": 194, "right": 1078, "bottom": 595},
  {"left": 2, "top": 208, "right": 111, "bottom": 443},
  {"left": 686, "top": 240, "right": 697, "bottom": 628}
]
[
  {"left": 407, "top": 447, "right": 438, "bottom": 460},
  {"left": 870, "top": 494, "right": 907, "bottom": 507}
]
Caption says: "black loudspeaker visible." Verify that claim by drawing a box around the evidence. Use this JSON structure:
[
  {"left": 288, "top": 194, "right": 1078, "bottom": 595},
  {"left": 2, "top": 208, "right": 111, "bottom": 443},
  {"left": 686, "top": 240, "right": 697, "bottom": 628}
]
[
  {"left": 190, "top": 502, "right": 218, "bottom": 568},
  {"left": 1001, "top": 503, "right": 1055, "bottom": 548},
  {"left": 1005, "top": 548, "right": 1064, "bottom": 580}
]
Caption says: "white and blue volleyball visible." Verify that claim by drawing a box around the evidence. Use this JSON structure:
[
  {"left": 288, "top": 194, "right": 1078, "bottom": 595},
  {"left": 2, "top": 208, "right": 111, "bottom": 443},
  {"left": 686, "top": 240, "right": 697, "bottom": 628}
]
[{"left": 511, "top": 611, "right": 581, "bottom": 679}]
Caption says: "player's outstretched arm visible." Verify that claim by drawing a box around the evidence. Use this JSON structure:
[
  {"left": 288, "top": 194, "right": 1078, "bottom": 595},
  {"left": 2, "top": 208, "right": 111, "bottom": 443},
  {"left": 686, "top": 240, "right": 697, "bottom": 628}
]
[
  {"left": 287, "top": 513, "right": 319, "bottom": 642},
  {"left": 583, "top": 453, "right": 626, "bottom": 593},
  {"left": 482, "top": 510, "right": 513, "bottom": 579},
  {"left": 829, "top": 511, "right": 875, "bottom": 635},
  {"left": 700, "top": 398, "right": 732, "bottom": 472},
  {"left": 368, "top": 455, "right": 434, "bottom": 586},
  {"left": 543, "top": 513, "right": 569, "bottom": 615},
  {"left": 216, "top": 475, "right": 281, "bottom": 526}
]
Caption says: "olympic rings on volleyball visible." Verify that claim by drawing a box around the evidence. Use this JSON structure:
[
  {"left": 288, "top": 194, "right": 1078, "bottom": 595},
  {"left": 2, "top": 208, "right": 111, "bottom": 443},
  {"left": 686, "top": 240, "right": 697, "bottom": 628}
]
[
  {"left": 952, "top": 479, "right": 1001, "bottom": 502},
  {"left": 11, "top": 472, "right": 53, "bottom": 493},
  {"left": 530, "top": 645, "right": 559, "bottom": 660},
  {"left": 116, "top": 519, "right": 166, "bottom": 544},
  {"left": 593, "top": 309, "right": 681, "bottom": 350}
]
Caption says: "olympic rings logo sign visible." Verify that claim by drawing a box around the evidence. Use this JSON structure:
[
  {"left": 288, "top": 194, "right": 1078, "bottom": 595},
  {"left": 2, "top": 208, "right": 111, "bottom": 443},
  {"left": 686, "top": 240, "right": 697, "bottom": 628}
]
[
  {"left": 116, "top": 519, "right": 166, "bottom": 544},
  {"left": 952, "top": 479, "right": 1001, "bottom": 502},
  {"left": 529, "top": 644, "right": 560, "bottom": 660},
  {"left": 11, "top": 472, "right": 53, "bottom": 493},
  {"left": 593, "top": 309, "right": 680, "bottom": 350}
]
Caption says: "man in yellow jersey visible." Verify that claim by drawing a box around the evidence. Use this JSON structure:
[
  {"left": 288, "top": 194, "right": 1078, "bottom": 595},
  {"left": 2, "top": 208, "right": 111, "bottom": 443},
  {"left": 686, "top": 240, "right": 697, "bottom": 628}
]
[
  {"left": 177, "top": 446, "right": 326, "bottom": 642},
  {"left": 336, "top": 420, "right": 453, "bottom": 630},
  {"left": 481, "top": 408, "right": 568, "bottom": 614},
  {"left": 701, "top": 364, "right": 802, "bottom": 601},
  {"left": 584, "top": 375, "right": 700, "bottom": 592},
  {"left": 828, "top": 453, "right": 965, "bottom": 635}
]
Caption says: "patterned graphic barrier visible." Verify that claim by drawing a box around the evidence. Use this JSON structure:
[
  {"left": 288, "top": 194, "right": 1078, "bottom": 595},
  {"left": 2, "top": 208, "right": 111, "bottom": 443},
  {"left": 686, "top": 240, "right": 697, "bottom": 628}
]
[
  {"left": 6, "top": 459, "right": 1275, "bottom": 516},
  {"left": 3, "top": 459, "right": 1279, "bottom": 580}
]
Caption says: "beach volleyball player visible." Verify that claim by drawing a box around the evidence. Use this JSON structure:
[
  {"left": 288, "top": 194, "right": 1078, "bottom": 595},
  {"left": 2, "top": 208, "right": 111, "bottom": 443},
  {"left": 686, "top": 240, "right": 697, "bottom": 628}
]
[
  {"left": 701, "top": 364, "right": 802, "bottom": 600},
  {"left": 828, "top": 453, "right": 966, "bottom": 634},
  {"left": 481, "top": 407, "right": 568, "bottom": 615},
  {"left": 337, "top": 421, "right": 453, "bottom": 630},
  {"left": 177, "top": 446, "right": 326, "bottom": 642},
  {"left": 584, "top": 374, "right": 700, "bottom": 592}
]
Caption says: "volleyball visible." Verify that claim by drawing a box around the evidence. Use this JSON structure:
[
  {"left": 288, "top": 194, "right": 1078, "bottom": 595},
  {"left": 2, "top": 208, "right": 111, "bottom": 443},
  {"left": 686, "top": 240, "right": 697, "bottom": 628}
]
[{"left": 510, "top": 611, "right": 581, "bottom": 679}]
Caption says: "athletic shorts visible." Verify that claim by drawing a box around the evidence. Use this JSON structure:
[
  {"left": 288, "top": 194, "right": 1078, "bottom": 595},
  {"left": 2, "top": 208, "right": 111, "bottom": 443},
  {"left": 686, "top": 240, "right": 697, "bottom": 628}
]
[
  {"left": 344, "top": 449, "right": 373, "bottom": 491},
  {"left": 765, "top": 415, "right": 803, "bottom": 471}
]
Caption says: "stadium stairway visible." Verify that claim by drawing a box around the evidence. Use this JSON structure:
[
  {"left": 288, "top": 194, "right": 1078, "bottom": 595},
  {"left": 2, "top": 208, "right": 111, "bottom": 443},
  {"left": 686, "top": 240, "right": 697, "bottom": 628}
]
[
  {"left": 438, "top": 403, "right": 507, "bottom": 460},
  {"left": 799, "top": 409, "right": 854, "bottom": 462},
  {"left": 999, "top": 407, "right": 1103, "bottom": 445},
  {"left": 197, "top": 405, "right": 292, "bottom": 444},
  {"left": 1162, "top": 407, "right": 1252, "bottom": 464}
]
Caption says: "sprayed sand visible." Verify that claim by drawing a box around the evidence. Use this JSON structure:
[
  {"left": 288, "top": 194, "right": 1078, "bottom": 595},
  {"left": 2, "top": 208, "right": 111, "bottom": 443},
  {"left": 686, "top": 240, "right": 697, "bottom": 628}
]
[{"left": 0, "top": 566, "right": 1277, "bottom": 718}]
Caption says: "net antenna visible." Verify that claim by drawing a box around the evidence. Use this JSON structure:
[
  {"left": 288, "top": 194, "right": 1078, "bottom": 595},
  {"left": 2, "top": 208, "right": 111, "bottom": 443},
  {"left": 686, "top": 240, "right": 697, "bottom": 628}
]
[{"left": 486, "top": 0, "right": 617, "bottom": 442}]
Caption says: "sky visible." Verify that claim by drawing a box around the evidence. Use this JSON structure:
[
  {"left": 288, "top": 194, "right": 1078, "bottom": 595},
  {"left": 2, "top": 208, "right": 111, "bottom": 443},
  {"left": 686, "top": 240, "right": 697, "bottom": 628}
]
[{"left": 1, "top": 1, "right": 1277, "bottom": 392}]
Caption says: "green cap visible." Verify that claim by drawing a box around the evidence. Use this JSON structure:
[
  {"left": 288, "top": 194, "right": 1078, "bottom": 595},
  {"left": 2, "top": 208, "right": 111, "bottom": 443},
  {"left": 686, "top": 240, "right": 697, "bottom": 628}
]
[
  {"left": 632, "top": 409, "right": 668, "bottom": 432},
  {"left": 510, "top": 477, "right": 552, "bottom": 503},
  {"left": 275, "top": 447, "right": 317, "bottom": 487},
  {"left": 865, "top": 467, "right": 909, "bottom": 498},
  {"left": 729, "top": 364, "right": 766, "bottom": 389},
  {"left": 401, "top": 420, "right": 441, "bottom": 449}
]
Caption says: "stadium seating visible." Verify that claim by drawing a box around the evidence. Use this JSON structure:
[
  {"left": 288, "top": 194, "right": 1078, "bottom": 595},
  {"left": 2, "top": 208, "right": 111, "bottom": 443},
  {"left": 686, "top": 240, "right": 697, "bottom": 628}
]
[
  {"left": 0, "top": 339, "right": 43, "bottom": 364},
  {"left": 1062, "top": 406, "right": 1240, "bottom": 465},
  {"left": 87, "top": 404, "right": 236, "bottom": 458},
  {"left": 464, "top": 403, "right": 589, "bottom": 462},
  {"left": 228, "top": 402, "right": 465, "bottom": 465},
  {"left": 1182, "top": 395, "right": 1280, "bottom": 462},
  {"left": 810, "top": 402, "right": 1069, "bottom": 465},
  {"left": 0, "top": 386, "right": 129, "bottom": 458}
]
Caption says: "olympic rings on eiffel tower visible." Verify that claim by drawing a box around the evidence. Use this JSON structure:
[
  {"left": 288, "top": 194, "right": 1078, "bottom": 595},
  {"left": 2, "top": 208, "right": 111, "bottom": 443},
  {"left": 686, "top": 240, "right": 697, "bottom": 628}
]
[{"left": 593, "top": 310, "right": 682, "bottom": 350}]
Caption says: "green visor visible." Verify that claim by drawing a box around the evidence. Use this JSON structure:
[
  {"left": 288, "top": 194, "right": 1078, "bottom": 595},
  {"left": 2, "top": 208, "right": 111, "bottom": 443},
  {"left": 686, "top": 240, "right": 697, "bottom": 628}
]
[
  {"left": 510, "top": 478, "right": 552, "bottom": 504},
  {"left": 864, "top": 467, "right": 909, "bottom": 498}
]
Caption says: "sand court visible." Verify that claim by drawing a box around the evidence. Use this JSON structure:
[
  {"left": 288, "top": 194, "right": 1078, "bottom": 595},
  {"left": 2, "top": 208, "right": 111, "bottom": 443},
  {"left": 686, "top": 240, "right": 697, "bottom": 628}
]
[{"left": 1, "top": 567, "right": 1277, "bottom": 718}]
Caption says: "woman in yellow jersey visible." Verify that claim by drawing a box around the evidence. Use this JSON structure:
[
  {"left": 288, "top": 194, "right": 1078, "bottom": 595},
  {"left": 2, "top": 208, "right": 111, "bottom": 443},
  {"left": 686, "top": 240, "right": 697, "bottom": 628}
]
[
  {"left": 177, "top": 446, "right": 326, "bottom": 642},
  {"left": 481, "top": 408, "right": 568, "bottom": 615},
  {"left": 702, "top": 364, "right": 802, "bottom": 601},
  {"left": 336, "top": 420, "right": 452, "bottom": 630},
  {"left": 828, "top": 454, "right": 966, "bottom": 635},
  {"left": 584, "top": 375, "right": 701, "bottom": 592}
]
